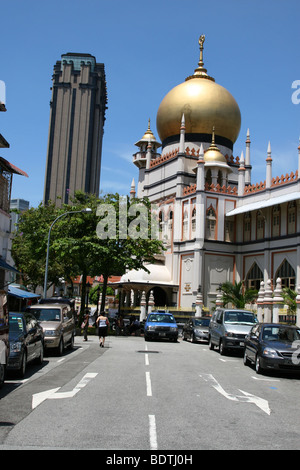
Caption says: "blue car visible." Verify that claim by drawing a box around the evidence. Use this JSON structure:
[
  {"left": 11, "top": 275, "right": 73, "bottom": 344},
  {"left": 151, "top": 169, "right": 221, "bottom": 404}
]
[{"left": 144, "top": 312, "right": 178, "bottom": 342}]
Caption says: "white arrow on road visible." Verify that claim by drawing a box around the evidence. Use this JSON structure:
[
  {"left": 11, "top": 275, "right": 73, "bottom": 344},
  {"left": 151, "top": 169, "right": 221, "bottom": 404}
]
[
  {"left": 199, "top": 373, "right": 271, "bottom": 415},
  {"left": 32, "top": 373, "right": 98, "bottom": 409}
]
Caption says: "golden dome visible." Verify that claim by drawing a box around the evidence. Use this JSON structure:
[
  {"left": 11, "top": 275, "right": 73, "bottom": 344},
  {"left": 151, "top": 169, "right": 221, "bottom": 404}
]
[
  {"left": 204, "top": 127, "right": 227, "bottom": 163},
  {"left": 156, "top": 35, "right": 241, "bottom": 147}
]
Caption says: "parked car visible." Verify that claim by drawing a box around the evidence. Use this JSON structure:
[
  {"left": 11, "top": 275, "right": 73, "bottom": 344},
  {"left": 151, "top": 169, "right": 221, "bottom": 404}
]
[
  {"left": 27, "top": 303, "right": 75, "bottom": 355},
  {"left": 0, "top": 296, "right": 9, "bottom": 388},
  {"left": 244, "top": 323, "right": 300, "bottom": 374},
  {"left": 7, "top": 312, "right": 44, "bottom": 377},
  {"left": 209, "top": 308, "right": 258, "bottom": 355},
  {"left": 144, "top": 312, "right": 178, "bottom": 342},
  {"left": 183, "top": 317, "right": 210, "bottom": 343}
]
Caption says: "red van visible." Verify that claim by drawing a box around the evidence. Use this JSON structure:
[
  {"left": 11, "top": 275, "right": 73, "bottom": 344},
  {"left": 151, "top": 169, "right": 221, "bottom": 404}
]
[{"left": 0, "top": 293, "right": 9, "bottom": 388}]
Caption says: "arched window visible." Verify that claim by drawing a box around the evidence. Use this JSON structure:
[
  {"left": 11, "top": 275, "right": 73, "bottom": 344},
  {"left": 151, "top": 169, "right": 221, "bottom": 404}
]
[
  {"left": 191, "top": 207, "right": 196, "bottom": 237},
  {"left": 159, "top": 211, "right": 164, "bottom": 240},
  {"left": 272, "top": 205, "right": 280, "bottom": 237},
  {"left": 224, "top": 217, "right": 234, "bottom": 242},
  {"left": 287, "top": 201, "right": 296, "bottom": 234},
  {"left": 206, "top": 206, "right": 216, "bottom": 240},
  {"left": 275, "top": 259, "right": 295, "bottom": 289},
  {"left": 256, "top": 210, "right": 265, "bottom": 240},
  {"left": 246, "top": 263, "right": 263, "bottom": 291},
  {"left": 217, "top": 170, "right": 223, "bottom": 186},
  {"left": 205, "top": 169, "right": 212, "bottom": 186},
  {"left": 183, "top": 209, "right": 189, "bottom": 240},
  {"left": 243, "top": 212, "right": 251, "bottom": 242},
  {"left": 167, "top": 210, "right": 173, "bottom": 242}
]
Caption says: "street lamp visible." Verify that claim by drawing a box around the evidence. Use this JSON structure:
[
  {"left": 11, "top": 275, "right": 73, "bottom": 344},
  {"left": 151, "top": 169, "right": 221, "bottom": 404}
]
[{"left": 43, "top": 208, "right": 92, "bottom": 299}]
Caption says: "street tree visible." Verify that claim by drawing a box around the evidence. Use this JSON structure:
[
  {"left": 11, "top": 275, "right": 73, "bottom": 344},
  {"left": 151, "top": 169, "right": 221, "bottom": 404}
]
[{"left": 219, "top": 281, "right": 258, "bottom": 309}]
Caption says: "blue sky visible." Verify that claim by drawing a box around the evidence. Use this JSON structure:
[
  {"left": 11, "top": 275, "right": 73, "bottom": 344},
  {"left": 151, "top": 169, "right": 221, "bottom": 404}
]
[{"left": 0, "top": 0, "right": 299, "bottom": 208}]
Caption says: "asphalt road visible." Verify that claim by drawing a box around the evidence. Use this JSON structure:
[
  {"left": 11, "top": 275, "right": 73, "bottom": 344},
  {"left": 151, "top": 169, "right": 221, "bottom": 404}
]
[{"left": 1, "top": 333, "right": 300, "bottom": 452}]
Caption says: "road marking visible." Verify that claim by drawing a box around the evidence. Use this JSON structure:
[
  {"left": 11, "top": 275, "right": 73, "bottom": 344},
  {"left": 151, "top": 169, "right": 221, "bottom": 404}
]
[
  {"left": 146, "top": 371, "right": 152, "bottom": 396},
  {"left": 252, "top": 376, "right": 280, "bottom": 382},
  {"left": 200, "top": 373, "right": 271, "bottom": 415},
  {"left": 149, "top": 414, "right": 158, "bottom": 450},
  {"left": 32, "top": 373, "right": 98, "bottom": 409},
  {"left": 145, "top": 354, "right": 149, "bottom": 366}
]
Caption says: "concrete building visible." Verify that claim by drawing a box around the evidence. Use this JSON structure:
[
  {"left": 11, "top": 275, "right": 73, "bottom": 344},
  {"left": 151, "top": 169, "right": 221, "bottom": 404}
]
[
  {"left": 43, "top": 53, "right": 107, "bottom": 207},
  {"left": 117, "top": 35, "right": 300, "bottom": 315}
]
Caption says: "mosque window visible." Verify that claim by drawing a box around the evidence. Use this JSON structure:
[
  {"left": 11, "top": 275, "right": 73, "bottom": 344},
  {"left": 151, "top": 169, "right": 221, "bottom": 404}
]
[
  {"left": 159, "top": 211, "right": 164, "bottom": 240},
  {"left": 287, "top": 201, "right": 296, "bottom": 234},
  {"left": 224, "top": 217, "right": 234, "bottom": 242},
  {"left": 206, "top": 206, "right": 216, "bottom": 240},
  {"left": 275, "top": 259, "right": 295, "bottom": 289},
  {"left": 205, "top": 169, "right": 212, "bottom": 186},
  {"left": 243, "top": 213, "right": 251, "bottom": 242},
  {"left": 183, "top": 208, "right": 189, "bottom": 240},
  {"left": 191, "top": 208, "right": 196, "bottom": 237},
  {"left": 167, "top": 210, "right": 173, "bottom": 243},
  {"left": 272, "top": 205, "right": 280, "bottom": 237},
  {"left": 246, "top": 262, "right": 263, "bottom": 291},
  {"left": 217, "top": 170, "right": 223, "bottom": 187},
  {"left": 256, "top": 210, "right": 265, "bottom": 240}
]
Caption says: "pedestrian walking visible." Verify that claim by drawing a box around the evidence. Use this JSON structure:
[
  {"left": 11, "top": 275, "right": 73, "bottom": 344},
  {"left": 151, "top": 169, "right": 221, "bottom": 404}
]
[
  {"left": 82, "top": 308, "right": 90, "bottom": 341},
  {"left": 96, "top": 311, "right": 110, "bottom": 347}
]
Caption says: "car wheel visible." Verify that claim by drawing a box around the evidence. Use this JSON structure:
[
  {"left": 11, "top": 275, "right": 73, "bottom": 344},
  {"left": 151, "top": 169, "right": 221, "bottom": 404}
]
[
  {"left": 209, "top": 338, "right": 214, "bottom": 350},
  {"left": 255, "top": 354, "right": 263, "bottom": 374},
  {"left": 219, "top": 339, "right": 227, "bottom": 356},
  {"left": 35, "top": 344, "right": 44, "bottom": 365},
  {"left": 68, "top": 334, "right": 74, "bottom": 350},
  {"left": 243, "top": 349, "right": 250, "bottom": 366},
  {"left": 18, "top": 351, "right": 27, "bottom": 378},
  {"left": 57, "top": 338, "right": 64, "bottom": 356},
  {"left": 0, "top": 364, "right": 5, "bottom": 388}
]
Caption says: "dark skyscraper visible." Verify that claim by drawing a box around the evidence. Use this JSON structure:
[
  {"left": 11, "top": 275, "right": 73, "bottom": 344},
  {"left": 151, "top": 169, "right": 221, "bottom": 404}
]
[{"left": 43, "top": 53, "right": 107, "bottom": 206}]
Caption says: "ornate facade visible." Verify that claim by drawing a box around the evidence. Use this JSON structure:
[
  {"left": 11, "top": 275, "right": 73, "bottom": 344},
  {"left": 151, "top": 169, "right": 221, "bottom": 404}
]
[{"left": 120, "top": 36, "right": 300, "bottom": 314}]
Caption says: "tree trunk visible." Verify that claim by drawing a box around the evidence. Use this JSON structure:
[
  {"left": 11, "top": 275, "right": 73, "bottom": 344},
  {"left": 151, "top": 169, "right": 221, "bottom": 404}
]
[{"left": 100, "top": 274, "right": 108, "bottom": 313}]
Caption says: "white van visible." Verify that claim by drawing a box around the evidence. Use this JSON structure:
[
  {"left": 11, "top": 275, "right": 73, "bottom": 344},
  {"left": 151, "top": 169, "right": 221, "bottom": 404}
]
[{"left": 209, "top": 308, "right": 258, "bottom": 355}]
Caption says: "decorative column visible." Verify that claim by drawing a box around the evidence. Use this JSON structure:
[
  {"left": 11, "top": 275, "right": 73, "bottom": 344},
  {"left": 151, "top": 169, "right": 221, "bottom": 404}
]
[
  {"left": 245, "top": 129, "right": 251, "bottom": 185},
  {"left": 148, "top": 290, "right": 155, "bottom": 314},
  {"left": 238, "top": 151, "right": 245, "bottom": 196},
  {"left": 215, "top": 289, "right": 223, "bottom": 309},
  {"left": 140, "top": 291, "right": 146, "bottom": 322},
  {"left": 266, "top": 142, "right": 272, "bottom": 189},
  {"left": 296, "top": 286, "right": 300, "bottom": 328},
  {"left": 263, "top": 279, "right": 273, "bottom": 323},
  {"left": 257, "top": 281, "right": 265, "bottom": 322},
  {"left": 272, "top": 278, "right": 284, "bottom": 323},
  {"left": 195, "top": 285, "right": 203, "bottom": 317}
]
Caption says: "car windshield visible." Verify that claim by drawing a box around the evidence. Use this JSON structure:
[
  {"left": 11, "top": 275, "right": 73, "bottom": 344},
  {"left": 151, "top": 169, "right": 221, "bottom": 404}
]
[
  {"left": 30, "top": 308, "right": 61, "bottom": 322},
  {"left": 224, "top": 311, "right": 257, "bottom": 324},
  {"left": 194, "top": 318, "right": 210, "bottom": 327},
  {"left": 262, "top": 326, "right": 300, "bottom": 342},
  {"left": 148, "top": 314, "right": 176, "bottom": 323},
  {"left": 9, "top": 315, "right": 24, "bottom": 333}
]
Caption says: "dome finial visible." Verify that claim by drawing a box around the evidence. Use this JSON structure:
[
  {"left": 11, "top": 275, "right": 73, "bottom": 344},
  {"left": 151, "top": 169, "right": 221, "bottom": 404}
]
[{"left": 186, "top": 34, "right": 215, "bottom": 82}]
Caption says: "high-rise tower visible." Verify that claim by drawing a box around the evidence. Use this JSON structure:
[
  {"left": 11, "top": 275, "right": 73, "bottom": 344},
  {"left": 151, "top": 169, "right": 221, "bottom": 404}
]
[{"left": 43, "top": 53, "right": 107, "bottom": 206}]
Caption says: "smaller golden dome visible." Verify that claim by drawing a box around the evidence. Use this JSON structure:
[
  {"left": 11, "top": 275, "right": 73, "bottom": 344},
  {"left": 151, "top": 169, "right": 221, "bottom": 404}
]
[
  {"left": 135, "top": 119, "right": 161, "bottom": 148},
  {"left": 204, "top": 128, "right": 227, "bottom": 163}
]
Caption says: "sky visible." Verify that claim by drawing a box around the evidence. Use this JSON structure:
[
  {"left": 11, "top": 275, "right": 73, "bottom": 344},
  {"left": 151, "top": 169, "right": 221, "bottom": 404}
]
[{"left": 0, "top": 0, "right": 299, "bottom": 208}]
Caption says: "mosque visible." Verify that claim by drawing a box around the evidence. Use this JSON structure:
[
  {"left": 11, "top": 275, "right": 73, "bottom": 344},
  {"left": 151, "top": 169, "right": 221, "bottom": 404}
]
[{"left": 117, "top": 35, "right": 300, "bottom": 315}]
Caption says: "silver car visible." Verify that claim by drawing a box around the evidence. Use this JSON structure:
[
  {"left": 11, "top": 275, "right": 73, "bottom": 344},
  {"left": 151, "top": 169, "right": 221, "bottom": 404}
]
[
  {"left": 28, "top": 303, "right": 75, "bottom": 355},
  {"left": 209, "top": 308, "right": 258, "bottom": 355}
]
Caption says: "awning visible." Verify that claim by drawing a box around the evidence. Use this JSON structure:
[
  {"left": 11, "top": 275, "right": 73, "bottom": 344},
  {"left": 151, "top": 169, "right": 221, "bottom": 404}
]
[
  {"left": 0, "top": 259, "right": 19, "bottom": 273},
  {"left": 226, "top": 191, "right": 300, "bottom": 217},
  {"left": 0, "top": 156, "right": 28, "bottom": 177},
  {"left": 8, "top": 285, "right": 40, "bottom": 299}
]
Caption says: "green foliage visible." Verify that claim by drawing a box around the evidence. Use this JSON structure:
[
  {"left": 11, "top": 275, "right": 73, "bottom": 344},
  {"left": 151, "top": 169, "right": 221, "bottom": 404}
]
[
  {"left": 12, "top": 191, "right": 164, "bottom": 321},
  {"left": 219, "top": 281, "right": 258, "bottom": 309},
  {"left": 282, "top": 287, "right": 297, "bottom": 314}
]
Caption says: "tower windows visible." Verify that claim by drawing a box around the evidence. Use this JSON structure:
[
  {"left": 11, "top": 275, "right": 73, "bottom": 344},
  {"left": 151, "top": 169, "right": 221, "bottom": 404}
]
[{"left": 206, "top": 206, "right": 216, "bottom": 240}]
